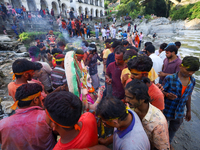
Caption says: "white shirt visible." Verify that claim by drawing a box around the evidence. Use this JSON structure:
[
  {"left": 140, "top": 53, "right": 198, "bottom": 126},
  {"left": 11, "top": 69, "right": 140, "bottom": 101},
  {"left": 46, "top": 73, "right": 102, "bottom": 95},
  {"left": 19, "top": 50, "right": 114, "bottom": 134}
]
[
  {"left": 155, "top": 50, "right": 159, "bottom": 56},
  {"left": 113, "top": 110, "right": 150, "bottom": 150},
  {"left": 149, "top": 53, "right": 163, "bottom": 84},
  {"left": 101, "top": 28, "right": 106, "bottom": 37}
]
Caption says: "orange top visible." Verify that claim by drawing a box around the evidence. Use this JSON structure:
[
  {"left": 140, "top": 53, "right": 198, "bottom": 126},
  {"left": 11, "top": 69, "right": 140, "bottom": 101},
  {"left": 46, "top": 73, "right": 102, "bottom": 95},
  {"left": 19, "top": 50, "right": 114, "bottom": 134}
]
[
  {"left": 84, "top": 28, "right": 87, "bottom": 34},
  {"left": 53, "top": 112, "right": 98, "bottom": 150},
  {"left": 181, "top": 78, "right": 190, "bottom": 97},
  {"left": 8, "top": 82, "right": 24, "bottom": 101}
]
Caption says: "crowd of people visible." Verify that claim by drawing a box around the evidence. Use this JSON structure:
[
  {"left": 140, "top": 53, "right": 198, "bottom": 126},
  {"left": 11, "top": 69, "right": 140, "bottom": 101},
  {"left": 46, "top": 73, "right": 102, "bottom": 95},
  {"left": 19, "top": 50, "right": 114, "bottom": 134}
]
[{"left": 0, "top": 31, "right": 199, "bottom": 150}]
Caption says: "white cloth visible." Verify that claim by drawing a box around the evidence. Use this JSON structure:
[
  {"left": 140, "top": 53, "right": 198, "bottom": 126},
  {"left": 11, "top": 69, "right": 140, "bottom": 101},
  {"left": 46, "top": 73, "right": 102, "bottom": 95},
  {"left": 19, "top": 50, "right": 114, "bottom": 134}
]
[
  {"left": 113, "top": 110, "right": 150, "bottom": 150},
  {"left": 159, "top": 51, "right": 181, "bottom": 61},
  {"left": 101, "top": 28, "right": 106, "bottom": 37},
  {"left": 159, "top": 51, "right": 166, "bottom": 61},
  {"left": 112, "top": 28, "right": 116, "bottom": 38},
  {"left": 149, "top": 53, "right": 163, "bottom": 84},
  {"left": 36, "top": 61, "right": 52, "bottom": 91},
  {"left": 155, "top": 50, "right": 159, "bottom": 56}
]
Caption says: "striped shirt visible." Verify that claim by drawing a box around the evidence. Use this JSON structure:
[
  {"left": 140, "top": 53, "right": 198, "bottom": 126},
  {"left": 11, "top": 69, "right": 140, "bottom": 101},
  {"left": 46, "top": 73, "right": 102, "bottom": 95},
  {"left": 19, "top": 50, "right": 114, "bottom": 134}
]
[{"left": 51, "top": 66, "right": 67, "bottom": 89}]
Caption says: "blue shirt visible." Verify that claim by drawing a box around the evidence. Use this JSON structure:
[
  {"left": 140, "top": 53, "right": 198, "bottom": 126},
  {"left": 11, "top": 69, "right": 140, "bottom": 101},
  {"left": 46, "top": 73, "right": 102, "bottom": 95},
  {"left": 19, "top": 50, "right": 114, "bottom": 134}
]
[
  {"left": 123, "top": 33, "right": 127, "bottom": 38},
  {"left": 106, "top": 53, "right": 115, "bottom": 67},
  {"left": 163, "top": 72, "right": 195, "bottom": 119}
]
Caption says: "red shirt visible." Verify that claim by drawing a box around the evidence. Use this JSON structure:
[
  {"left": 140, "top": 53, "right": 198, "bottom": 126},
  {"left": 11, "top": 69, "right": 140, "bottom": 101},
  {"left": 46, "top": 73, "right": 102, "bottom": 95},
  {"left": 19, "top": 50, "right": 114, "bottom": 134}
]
[
  {"left": 53, "top": 112, "right": 98, "bottom": 150},
  {"left": 71, "top": 21, "right": 75, "bottom": 29},
  {"left": 126, "top": 79, "right": 164, "bottom": 110},
  {"left": 147, "top": 83, "right": 165, "bottom": 110},
  {"left": 0, "top": 106, "right": 56, "bottom": 150}
]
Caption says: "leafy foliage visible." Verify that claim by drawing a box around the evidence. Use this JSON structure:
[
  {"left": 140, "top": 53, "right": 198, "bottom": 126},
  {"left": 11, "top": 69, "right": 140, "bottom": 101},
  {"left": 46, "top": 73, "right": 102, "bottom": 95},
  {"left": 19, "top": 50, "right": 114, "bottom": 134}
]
[
  {"left": 170, "top": 2, "right": 200, "bottom": 20},
  {"left": 143, "top": 0, "right": 167, "bottom": 17}
]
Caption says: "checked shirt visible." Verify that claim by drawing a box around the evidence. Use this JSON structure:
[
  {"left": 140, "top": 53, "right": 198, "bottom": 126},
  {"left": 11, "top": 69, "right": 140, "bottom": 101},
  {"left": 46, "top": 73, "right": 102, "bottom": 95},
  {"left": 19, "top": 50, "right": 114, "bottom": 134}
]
[{"left": 162, "top": 72, "right": 195, "bottom": 119}]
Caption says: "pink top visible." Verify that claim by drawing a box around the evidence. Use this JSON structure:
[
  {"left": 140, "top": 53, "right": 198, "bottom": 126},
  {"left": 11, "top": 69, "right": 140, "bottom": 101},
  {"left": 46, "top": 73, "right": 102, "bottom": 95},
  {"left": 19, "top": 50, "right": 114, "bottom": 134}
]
[{"left": 0, "top": 106, "right": 56, "bottom": 150}]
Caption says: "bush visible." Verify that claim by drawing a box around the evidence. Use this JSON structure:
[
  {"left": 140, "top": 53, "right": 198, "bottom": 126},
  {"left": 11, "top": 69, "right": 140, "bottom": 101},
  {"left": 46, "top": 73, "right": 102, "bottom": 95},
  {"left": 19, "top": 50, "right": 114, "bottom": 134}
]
[
  {"left": 19, "top": 31, "right": 61, "bottom": 49},
  {"left": 90, "top": 31, "right": 102, "bottom": 36},
  {"left": 170, "top": 2, "right": 200, "bottom": 20}
]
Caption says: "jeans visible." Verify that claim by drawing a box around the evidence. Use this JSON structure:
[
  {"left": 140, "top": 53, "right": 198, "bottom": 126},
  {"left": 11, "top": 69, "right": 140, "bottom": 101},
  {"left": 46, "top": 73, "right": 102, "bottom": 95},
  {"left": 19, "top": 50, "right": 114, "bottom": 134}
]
[
  {"left": 95, "top": 31, "right": 99, "bottom": 39},
  {"left": 166, "top": 117, "right": 183, "bottom": 143}
]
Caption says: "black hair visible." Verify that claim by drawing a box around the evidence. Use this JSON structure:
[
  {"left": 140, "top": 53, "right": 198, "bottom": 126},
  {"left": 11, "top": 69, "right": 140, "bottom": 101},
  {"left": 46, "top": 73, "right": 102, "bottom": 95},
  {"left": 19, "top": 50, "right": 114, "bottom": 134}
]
[
  {"left": 89, "top": 44, "right": 97, "bottom": 53},
  {"left": 123, "top": 49, "right": 137, "bottom": 61},
  {"left": 105, "top": 39, "right": 111, "bottom": 44},
  {"left": 82, "top": 41, "right": 89, "bottom": 47},
  {"left": 144, "top": 42, "right": 152, "bottom": 47},
  {"left": 122, "top": 40, "right": 129, "bottom": 46},
  {"left": 55, "top": 54, "right": 65, "bottom": 65},
  {"left": 165, "top": 45, "right": 178, "bottom": 54},
  {"left": 127, "top": 55, "right": 153, "bottom": 72},
  {"left": 125, "top": 79, "right": 151, "bottom": 103},
  {"left": 96, "top": 97, "right": 128, "bottom": 121},
  {"left": 160, "top": 43, "right": 167, "bottom": 50},
  {"left": 15, "top": 83, "right": 42, "bottom": 108},
  {"left": 34, "top": 62, "right": 43, "bottom": 70},
  {"left": 182, "top": 56, "right": 200, "bottom": 71},
  {"left": 12, "top": 59, "right": 36, "bottom": 79},
  {"left": 111, "top": 40, "right": 122, "bottom": 48},
  {"left": 175, "top": 41, "right": 181, "bottom": 47},
  {"left": 35, "top": 38, "right": 39, "bottom": 41},
  {"left": 126, "top": 45, "right": 138, "bottom": 52},
  {"left": 111, "top": 38, "right": 117, "bottom": 43},
  {"left": 145, "top": 44, "right": 155, "bottom": 53},
  {"left": 44, "top": 91, "right": 82, "bottom": 127},
  {"left": 114, "top": 45, "right": 126, "bottom": 55},
  {"left": 57, "top": 41, "right": 66, "bottom": 48},
  {"left": 52, "top": 48, "right": 62, "bottom": 56}
]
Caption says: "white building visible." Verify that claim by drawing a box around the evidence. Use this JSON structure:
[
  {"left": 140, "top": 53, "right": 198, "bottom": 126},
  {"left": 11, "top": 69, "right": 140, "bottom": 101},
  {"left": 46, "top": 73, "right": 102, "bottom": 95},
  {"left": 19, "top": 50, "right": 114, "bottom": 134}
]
[{"left": 1, "top": 0, "right": 104, "bottom": 17}]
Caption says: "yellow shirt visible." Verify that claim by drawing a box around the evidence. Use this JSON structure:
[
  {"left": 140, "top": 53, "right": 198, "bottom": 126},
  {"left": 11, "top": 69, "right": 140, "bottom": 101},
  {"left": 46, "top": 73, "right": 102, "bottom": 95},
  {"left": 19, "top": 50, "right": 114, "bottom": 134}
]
[
  {"left": 121, "top": 67, "right": 158, "bottom": 82},
  {"left": 103, "top": 49, "right": 111, "bottom": 59}
]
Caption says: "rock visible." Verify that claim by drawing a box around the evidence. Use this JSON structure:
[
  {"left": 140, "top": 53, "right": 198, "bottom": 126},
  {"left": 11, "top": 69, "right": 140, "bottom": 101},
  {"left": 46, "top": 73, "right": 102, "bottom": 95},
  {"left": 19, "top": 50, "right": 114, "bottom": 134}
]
[
  {"left": 18, "top": 46, "right": 27, "bottom": 52},
  {"left": 1, "top": 101, "right": 14, "bottom": 114},
  {"left": 184, "top": 18, "right": 200, "bottom": 30},
  {"left": 16, "top": 49, "right": 22, "bottom": 53}
]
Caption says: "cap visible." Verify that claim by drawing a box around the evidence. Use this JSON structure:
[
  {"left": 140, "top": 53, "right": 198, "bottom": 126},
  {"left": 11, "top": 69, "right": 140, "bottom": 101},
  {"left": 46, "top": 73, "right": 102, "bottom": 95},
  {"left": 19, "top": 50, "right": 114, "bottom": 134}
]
[{"left": 164, "top": 43, "right": 176, "bottom": 50}]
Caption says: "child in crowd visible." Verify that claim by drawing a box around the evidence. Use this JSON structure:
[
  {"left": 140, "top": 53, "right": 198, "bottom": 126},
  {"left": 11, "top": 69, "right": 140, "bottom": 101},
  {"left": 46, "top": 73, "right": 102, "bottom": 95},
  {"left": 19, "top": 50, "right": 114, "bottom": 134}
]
[
  {"left": 101, "top": 26, "right": 106, "bottom": 41},
  {"left": 106, "top": 27, "right": 110, "bottom": 39}
]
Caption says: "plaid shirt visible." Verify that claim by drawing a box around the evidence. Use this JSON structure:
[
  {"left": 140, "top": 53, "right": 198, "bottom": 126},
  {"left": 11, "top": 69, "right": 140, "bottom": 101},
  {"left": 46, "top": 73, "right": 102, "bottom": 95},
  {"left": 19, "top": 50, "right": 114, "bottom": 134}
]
[{"left": 163, "top": 72, "right": 195, "bottom": 119}]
